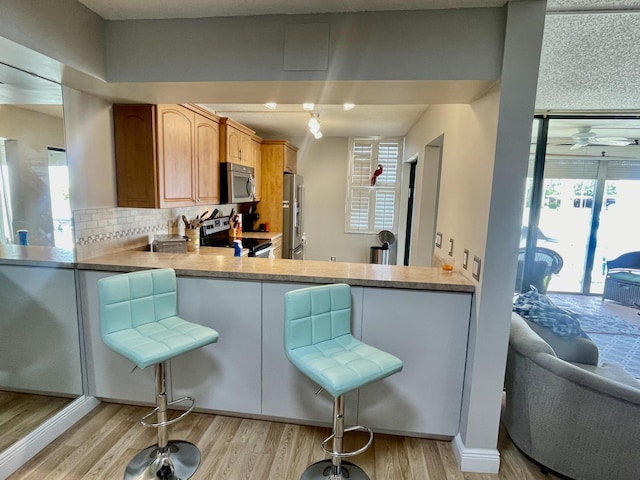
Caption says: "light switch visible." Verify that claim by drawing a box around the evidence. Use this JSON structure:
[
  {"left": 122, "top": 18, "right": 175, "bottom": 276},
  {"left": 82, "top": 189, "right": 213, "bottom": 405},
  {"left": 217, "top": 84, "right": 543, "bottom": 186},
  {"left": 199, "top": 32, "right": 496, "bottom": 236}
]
[
  {"left": 435, "top": 232, "right": 443, "bottom": 248},
  {"left": 472, "top": 256, "right": 482, "bottom": 281}
]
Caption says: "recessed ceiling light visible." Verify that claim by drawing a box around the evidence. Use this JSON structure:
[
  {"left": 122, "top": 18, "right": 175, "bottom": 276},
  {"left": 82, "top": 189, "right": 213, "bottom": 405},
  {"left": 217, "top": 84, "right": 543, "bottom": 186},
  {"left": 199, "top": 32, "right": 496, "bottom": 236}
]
[
  {"left": 303, "top": 103, "right": 315, "bottom": 111},
  {"left": 343, "top": 103, "right": 355, "bottom": 111},
  {"left": 265, "top": 102, "right": 277, "bottom": 109}
]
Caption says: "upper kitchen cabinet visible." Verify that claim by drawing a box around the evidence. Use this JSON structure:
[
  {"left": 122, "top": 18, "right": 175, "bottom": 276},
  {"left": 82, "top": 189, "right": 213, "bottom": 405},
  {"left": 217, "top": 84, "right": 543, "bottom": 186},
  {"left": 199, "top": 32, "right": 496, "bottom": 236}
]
[
  {"left": 257, "top": 140, "right": 298, "bottom": 235},
  {"left": 262, "top": 140, "right": 298, "bottom": 174},
  {"left": 219, "top": 117, "right": 256, "bottom": 167},
  {"left": 113, "top": 104, "right": 221, "bottom": 208},
  {"left": 251, "top": 135, "right": 262, "bottom": 201}
]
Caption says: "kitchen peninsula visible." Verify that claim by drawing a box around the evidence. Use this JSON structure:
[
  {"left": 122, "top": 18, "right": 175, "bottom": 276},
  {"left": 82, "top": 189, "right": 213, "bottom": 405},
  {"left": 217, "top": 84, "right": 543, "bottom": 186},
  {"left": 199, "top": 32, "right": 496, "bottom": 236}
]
[
  {"left": 76, "top": 250, "right": 474, "bottom": 438},
  {"left": 0, "top": 244, "right": 474, "bottom": 440}
]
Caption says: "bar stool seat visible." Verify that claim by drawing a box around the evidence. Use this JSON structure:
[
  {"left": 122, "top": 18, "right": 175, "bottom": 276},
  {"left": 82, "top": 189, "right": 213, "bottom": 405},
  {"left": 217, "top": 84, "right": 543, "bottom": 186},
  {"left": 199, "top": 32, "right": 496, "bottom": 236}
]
[
  {"left": 99, "top": 268, "right": 219, "bottom": 480},
  {"left": 285, "top": 283, "right": 402, "bottom": 480}
]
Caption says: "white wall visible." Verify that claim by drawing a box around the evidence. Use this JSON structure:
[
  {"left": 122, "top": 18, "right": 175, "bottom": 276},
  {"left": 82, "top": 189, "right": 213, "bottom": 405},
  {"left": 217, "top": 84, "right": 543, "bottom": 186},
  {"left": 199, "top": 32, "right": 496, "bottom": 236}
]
[
  {"left": 105, "top": 9, "right": 505, "bottom": 83},
  {"left": 0, "top": 0, "right": 106, "bottom": 80},
  {"left": 295, "top": 136, "right": 379, "bottom": 263},
  {"left": 63, "top": 87, "right": 117, "bottom": 210},
  {"left": 404, "top": 101, "right": 497, "bottom": 274}
]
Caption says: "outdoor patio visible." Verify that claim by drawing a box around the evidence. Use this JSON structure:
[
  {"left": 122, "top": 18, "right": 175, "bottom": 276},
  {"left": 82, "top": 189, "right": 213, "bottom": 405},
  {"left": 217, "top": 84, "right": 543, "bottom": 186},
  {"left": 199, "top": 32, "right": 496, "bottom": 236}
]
[{"left": 547, "top": 293, "right": 640, "bottom": 378}]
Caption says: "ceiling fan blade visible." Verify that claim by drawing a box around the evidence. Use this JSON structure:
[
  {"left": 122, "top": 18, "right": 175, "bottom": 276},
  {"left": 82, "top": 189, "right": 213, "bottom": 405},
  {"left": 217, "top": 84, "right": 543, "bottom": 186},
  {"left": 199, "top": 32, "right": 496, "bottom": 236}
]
[{"left": 592, "top": 137, "right": 632, "bottom": 146}]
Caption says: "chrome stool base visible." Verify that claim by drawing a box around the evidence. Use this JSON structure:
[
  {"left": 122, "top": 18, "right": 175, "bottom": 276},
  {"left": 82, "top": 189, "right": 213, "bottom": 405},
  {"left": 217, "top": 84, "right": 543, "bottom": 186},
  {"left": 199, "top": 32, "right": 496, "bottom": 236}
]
[
  {"left": 300, "top": 460, "right": 370, "bottom": 480},
  {"left": 124, "top": 440, "right": 200, "bottom": 480}
]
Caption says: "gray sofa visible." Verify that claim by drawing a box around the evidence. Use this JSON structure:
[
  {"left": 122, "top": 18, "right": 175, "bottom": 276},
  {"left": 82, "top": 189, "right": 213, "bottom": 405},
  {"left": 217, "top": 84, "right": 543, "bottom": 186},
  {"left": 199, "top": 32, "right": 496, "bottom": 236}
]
[{"left": 503, "top": 313, "right": 640, "bottom": 480}]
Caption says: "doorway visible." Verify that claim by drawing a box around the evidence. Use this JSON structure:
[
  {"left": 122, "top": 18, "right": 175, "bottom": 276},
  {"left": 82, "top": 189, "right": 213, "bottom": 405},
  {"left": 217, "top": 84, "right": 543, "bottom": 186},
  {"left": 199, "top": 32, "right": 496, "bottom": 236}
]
[
  {"left": 519, "top": 116, "right": 640, "bottom": 294},
  {"left": 403, "top": 160, "right": 417, "bottom": 265}
]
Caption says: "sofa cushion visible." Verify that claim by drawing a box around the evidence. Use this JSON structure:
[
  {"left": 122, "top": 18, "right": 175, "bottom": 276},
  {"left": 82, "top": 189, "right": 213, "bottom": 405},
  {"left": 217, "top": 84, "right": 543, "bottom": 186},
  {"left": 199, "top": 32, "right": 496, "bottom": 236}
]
[
  {"left": 524, "top": 316, "right": 599, "bottom": 365},
  {"left": 608, "top": 270, "right": 640, "bottom": 284},
  {"left": 572, "top": 362, "right": 640, "bottom": 389}
]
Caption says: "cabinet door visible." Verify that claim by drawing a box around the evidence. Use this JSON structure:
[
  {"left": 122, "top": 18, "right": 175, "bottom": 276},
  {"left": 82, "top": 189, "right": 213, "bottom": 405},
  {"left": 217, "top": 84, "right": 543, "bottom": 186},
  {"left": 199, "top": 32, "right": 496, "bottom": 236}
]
[
  {"left": 157, "top": 104, "right": 196, "bottom": 207},
  {"left": 113, "top": 104, "right": 158, "bottom": 207},
  {"left": 195, "top": 114, "right": 220, "bottom": 204},
  {"left": 252, "top": 137, "right": 262, "bottom": 200},
  {"left": 359, "top": 288, "right": 471, "bottom": 436},
  {"left": 172, "top": 277, "right": 262, "bottom": 415},
  {"left": 79, "top": 271, "right": 156, "bottom": 404},
  {"left": 0, "top": 265, "right": 82, "bottom": 396},
  {"left": 284, "top": 145, "right": 297, "bottom": 173},
  {"left": 225, "top": 125, "right": 242, "bottom": 164}
]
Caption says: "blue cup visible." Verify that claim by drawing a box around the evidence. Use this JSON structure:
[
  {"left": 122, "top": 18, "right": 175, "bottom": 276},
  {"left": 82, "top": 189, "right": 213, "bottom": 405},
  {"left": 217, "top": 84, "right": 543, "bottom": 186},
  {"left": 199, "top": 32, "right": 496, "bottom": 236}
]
[{"left": 17, "top": 229, "right": 28, "bottom": 246}]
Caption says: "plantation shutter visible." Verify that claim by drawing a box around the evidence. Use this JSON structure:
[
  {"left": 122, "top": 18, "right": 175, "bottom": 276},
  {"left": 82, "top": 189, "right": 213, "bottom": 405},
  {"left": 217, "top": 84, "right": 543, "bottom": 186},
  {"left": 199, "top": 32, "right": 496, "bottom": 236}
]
[{"left": 346, "top": 138, "right": 403, "bottom": 233}]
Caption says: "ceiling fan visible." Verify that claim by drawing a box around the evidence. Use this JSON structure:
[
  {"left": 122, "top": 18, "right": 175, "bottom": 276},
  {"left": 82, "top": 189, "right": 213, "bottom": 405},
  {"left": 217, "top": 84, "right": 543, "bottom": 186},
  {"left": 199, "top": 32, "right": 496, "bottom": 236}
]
[{"left": 568, "top": 126, "right": 632, "bottom": 150}]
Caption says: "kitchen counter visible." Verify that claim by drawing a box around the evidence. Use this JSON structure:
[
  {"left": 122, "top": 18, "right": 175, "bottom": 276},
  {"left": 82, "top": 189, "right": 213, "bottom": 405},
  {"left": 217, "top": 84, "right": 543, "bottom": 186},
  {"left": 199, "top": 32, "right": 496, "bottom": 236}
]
[
  {"left": 0, "top": 244, "right": 75, "bottom": 267},
  {"left": 76, "top": 249, "right": 474, "bottom": 292}
]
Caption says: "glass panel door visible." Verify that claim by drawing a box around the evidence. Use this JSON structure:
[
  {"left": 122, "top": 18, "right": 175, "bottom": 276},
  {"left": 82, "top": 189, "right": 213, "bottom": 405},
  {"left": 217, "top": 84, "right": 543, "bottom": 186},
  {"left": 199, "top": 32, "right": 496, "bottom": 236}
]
[{"left": 521, "top": 116, "right": 640, "bottom": 295}]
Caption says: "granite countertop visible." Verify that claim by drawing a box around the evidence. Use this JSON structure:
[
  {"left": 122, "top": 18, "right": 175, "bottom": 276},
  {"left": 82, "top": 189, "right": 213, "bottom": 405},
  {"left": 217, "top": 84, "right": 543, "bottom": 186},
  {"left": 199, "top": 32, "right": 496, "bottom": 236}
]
[
  {"left": 0, "top": 244, "right": 75, "bottom": 268},
  {"left": 75, "top": 249, "right": 475, "bottom": 292}
]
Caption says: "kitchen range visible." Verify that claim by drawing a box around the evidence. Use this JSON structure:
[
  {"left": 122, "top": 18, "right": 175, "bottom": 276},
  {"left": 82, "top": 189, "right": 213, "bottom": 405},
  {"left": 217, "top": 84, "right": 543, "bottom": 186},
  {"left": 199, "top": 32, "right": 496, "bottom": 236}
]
[{"left": 199, "top": 216, "right": 272, "bottom": 258}]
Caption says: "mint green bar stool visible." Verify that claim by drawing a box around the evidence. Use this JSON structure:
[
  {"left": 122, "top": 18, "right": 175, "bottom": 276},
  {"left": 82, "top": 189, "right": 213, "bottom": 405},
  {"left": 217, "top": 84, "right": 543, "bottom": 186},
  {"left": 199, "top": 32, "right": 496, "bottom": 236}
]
[
  {"left": 284, "top": 283, "right": 403, "bottom": 480},
  {"left": 98, "top": 268, "right": 219, "bottom": 480}
]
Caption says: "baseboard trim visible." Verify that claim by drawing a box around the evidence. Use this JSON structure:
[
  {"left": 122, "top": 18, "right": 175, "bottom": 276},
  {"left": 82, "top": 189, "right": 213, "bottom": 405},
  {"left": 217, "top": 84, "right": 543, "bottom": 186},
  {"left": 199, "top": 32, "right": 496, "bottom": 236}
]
[
  {"left": 0, "top": 395, "right": 100, "bottom": 478},
  {"left": 452, "top": 433, "right": 501, "bottom": 474}
]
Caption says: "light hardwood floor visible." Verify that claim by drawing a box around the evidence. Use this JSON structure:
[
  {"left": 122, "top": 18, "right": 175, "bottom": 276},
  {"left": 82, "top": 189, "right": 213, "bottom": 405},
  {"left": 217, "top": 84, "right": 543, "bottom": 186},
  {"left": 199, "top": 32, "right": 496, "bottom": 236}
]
[
  {"left": 0, "top": 391, "right": 74, "bottom": 453},
  {"left": 8, "top": 402, "right": 562, "bottom": 480}
]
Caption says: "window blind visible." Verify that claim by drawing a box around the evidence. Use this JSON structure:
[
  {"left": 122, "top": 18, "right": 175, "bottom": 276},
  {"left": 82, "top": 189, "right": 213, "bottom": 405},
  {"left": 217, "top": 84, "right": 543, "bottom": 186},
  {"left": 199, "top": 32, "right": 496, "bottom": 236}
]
[{"left": 346, "top": 138, "right": 403, "bottom": 234}]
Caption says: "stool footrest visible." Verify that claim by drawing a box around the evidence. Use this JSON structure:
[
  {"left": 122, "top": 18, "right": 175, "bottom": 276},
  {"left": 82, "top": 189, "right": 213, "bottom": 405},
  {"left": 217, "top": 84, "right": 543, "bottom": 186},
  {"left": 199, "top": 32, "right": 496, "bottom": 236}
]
[
  {"left": 140, "top": 396, "right": 196, "bottom": 428},
  {"left": 321, "top": 425, "right": 374, "bottom": 458}
]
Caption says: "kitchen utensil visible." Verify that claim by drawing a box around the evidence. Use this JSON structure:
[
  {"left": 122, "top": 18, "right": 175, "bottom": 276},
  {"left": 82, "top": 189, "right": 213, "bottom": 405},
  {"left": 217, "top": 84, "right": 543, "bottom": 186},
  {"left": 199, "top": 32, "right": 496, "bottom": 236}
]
[
  {"left": 209, "top": 208, "right": 219, "bottom": 219},
  {"left": 182, "top": 215, "right": 189, "bottom": 229},
  {"left": 199, "top": 210, "right": 209, "bottom": 221}
]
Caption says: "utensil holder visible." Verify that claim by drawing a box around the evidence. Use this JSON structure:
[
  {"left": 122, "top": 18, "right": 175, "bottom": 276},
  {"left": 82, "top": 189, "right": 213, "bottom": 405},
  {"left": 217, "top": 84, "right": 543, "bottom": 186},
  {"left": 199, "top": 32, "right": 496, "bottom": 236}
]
[{"left": 185, "top": 229, "right": 199, "bottom": 252}]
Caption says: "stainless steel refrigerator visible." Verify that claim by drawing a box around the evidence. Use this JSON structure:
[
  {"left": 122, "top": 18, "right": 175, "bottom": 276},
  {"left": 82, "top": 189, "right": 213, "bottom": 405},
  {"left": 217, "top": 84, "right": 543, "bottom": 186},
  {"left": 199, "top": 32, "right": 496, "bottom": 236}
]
[{"left": 283, "top": 173, "right": 304, "bottom": 259}]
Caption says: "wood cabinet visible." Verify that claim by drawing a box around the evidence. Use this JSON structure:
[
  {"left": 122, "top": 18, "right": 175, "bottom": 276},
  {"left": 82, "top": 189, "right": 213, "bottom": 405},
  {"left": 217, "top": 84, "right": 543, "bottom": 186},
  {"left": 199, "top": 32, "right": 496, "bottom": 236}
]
[
  {"left": 251, "top": 135, "right": 262, "bottom": 201},
  {"left": 270, "top": 234, "right": 282, "bottom": 259},
  {"left": 219, "top": 117, "right": 256, "bottom": 167},
  {"left": 256, "top": 140, "right": 298, "bottom": 233},
  {"left": 113, "top": 104, "right": 221, "bottom": 208}
]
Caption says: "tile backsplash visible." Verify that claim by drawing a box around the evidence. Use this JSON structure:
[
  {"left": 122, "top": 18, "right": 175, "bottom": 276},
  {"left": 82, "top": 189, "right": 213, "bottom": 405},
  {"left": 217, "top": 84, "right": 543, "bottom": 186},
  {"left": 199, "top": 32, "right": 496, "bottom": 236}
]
[{"left": 73, "top": 205, "right": 236, "bottom": 260}]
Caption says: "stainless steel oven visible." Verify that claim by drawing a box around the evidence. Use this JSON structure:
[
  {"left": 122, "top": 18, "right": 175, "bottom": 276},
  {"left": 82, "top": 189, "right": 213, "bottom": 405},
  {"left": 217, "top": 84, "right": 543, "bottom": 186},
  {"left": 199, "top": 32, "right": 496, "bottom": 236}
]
[
  {"left": 220, "top": 162, "right": 255, "bottom": 203},
  {"left": 200, "top": 216, "right": 271, "bottom": 257}
]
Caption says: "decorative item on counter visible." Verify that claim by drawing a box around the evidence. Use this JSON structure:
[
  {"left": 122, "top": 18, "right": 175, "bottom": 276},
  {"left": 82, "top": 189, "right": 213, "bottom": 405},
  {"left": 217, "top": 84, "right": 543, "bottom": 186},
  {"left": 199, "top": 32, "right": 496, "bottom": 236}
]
[
  {"left": 442, "top": 258, "right": 455, "bottom": 272},
  {"left": 17, "top": 229, "right": 28, "bottom": 246},
  {"left": 233, "top": 239, "right": 242, "bottom": 257},
  {"left": 229, "top": 211, "right": 241, "bottom": 238}
]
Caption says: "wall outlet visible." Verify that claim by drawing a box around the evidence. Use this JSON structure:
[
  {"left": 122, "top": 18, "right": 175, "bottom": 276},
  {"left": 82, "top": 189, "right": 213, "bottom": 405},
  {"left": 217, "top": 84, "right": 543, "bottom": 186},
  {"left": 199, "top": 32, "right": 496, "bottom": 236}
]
[
  {"left": 448, "top": 238, "right": 454, "bottom": 256},
  {"left": 463, "top": 249, "right": 469, "bottom": 270}
]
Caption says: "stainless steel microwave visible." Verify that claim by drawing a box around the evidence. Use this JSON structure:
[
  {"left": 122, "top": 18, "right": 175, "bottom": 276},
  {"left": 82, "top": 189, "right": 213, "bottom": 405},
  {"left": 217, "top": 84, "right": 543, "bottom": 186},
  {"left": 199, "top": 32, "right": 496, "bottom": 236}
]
[{"left": 221, "top": 162, "right": 255, "bottom": 203}]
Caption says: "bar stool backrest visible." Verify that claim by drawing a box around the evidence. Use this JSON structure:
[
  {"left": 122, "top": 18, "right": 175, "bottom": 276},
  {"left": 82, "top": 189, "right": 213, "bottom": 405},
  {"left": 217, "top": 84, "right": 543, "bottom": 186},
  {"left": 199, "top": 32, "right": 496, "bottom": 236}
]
[
  {"left": 98, "top": 268, "right": 179, "bottom": 338},
  {"left": 284, "top": 283, "right": 352, "bottom": 355}
]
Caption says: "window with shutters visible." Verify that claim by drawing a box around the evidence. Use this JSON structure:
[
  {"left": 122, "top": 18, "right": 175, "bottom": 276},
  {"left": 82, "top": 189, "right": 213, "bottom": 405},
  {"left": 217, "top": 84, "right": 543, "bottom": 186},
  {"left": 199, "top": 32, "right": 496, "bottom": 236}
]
[{"left": 345, "top": 137, "right": 403, "bottom": 234}]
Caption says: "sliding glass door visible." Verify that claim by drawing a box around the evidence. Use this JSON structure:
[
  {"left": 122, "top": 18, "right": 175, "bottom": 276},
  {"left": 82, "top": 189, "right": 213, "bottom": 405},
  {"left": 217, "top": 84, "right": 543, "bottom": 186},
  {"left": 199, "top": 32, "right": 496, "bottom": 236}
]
[{"left": 519, "top": 116, "right": 640, "bottom": 294}]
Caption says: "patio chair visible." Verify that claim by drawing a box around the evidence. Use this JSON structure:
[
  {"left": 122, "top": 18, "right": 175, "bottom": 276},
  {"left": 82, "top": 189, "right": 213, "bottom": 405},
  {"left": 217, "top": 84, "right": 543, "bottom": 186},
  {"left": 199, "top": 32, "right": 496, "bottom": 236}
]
[{"left": 516, "top": 247, "right": 564, "bottom": 294}]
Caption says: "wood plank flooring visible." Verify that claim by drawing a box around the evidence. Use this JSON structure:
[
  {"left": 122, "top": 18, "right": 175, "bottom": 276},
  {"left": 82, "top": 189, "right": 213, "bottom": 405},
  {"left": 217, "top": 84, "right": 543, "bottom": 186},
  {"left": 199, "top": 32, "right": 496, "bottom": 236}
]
[
  {"left": 8, "top": 402, "right": 562, "bottom": 480},
  {"left": 0, "top": 391, "right": 74, "bottom": 453}
]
